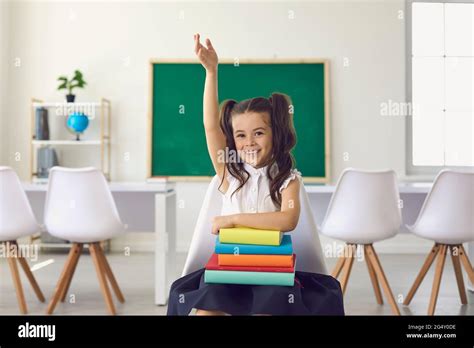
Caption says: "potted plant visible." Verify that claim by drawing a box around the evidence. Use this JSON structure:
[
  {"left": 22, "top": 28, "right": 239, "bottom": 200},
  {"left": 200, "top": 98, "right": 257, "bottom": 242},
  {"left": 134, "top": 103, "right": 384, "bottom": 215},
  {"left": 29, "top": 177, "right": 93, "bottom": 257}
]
[{"left": 57, "top": 70, "right": 87, "bottom": 103}]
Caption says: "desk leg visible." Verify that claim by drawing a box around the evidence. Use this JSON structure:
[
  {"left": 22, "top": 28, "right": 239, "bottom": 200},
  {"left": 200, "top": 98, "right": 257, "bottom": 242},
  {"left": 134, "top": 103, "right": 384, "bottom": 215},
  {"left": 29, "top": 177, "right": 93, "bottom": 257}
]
[
  {"left": 155, "top": 192, "right": 177, "bottom": 306},
  {"left": 468, "top": 242, "right": 474, "bottom": 292}
]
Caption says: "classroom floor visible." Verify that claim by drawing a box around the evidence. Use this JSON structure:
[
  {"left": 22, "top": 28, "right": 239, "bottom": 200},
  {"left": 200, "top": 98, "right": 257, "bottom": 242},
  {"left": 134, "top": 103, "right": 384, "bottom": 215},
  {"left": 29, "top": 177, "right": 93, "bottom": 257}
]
[{"left": 1, "top": 251, "right": 473, "bottom": 316}]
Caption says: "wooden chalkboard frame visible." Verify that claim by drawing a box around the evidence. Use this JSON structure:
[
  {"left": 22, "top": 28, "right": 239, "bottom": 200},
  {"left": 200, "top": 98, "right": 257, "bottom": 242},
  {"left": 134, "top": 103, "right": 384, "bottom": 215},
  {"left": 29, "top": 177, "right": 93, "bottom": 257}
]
[{"left": 148, "top": 58, "right": 330, "bottom": 183}]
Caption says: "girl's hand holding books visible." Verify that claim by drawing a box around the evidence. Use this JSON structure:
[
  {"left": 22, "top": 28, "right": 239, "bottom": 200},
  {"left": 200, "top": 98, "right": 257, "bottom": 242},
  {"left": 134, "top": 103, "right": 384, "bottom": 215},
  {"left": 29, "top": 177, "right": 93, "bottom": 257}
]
[{"left": 211, "top": 215, "right": 235, "bottom": 235}]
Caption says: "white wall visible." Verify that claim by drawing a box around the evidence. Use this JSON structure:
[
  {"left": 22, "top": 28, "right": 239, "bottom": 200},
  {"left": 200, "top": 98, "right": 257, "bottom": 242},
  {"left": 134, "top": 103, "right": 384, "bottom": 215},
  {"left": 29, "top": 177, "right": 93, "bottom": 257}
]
[
  {"left": 0, "top": 0, "right": 10, "bottom": 165},
  {"left": 4, "top": 0, "right": 406, "bottom": 180},
  {"left": 3, "top": 1, "right": 406, "bottom": 251}
]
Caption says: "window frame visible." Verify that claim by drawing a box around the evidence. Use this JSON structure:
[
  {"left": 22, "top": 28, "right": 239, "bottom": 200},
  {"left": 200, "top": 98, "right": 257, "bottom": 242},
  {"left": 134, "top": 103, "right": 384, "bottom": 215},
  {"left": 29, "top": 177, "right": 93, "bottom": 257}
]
[{"left": 406, "top": 0, "right": 474, "bottom": 176}]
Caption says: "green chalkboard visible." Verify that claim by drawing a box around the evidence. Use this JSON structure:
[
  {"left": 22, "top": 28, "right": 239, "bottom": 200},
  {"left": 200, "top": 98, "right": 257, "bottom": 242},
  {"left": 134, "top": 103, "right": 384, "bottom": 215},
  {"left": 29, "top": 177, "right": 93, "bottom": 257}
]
[{"left": 149, "top": 60, "right": 329, "bottom": 182}]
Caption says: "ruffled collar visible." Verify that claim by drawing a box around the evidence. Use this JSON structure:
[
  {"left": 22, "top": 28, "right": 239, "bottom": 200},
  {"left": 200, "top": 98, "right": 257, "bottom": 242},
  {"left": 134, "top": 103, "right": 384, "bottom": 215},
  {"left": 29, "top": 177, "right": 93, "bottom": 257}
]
[{"left": 243, "top": 161, "right": 279, "bottom": 178}]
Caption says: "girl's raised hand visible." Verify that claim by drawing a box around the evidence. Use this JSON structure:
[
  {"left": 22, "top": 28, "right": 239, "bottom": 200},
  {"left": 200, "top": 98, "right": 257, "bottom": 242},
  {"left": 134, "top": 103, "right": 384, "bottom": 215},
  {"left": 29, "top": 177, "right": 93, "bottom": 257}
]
[{"left": 194, "top": 33, "right": 218, "bottom": 73}]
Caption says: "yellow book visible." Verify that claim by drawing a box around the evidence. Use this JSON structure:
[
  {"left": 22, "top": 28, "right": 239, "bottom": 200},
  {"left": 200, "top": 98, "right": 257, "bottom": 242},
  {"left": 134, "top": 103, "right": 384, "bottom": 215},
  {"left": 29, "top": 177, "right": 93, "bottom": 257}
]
[{"left": 219, "top": 227, "right": 283, "bottom": 246}]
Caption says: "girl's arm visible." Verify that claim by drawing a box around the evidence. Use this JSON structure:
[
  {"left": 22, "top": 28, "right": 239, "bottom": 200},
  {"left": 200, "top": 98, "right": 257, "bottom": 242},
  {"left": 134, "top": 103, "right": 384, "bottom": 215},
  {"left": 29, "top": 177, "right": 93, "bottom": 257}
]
[
  {"left": 211, "top": 179, "right": 301, "bottom": 233},
  {"left": 194, "top": 34, "right": 228, "bottom": 189}
]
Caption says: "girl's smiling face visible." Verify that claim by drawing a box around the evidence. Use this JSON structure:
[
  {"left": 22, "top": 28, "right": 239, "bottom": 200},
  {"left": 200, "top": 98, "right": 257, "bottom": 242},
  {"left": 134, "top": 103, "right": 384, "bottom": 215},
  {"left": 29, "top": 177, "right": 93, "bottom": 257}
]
[{"left": 232, "top": 111, "right": 273, "bottom": 168}]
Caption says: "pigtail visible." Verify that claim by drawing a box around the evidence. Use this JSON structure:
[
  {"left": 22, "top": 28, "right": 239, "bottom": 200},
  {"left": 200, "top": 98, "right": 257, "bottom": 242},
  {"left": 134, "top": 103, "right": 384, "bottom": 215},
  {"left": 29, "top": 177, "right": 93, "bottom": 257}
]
[
  {"left": 219, "top": 99, "right": 237, "bottom": 138},
  {"left": 268, "top": 93, "right": 297, "bottom": 208},
  {"left": 217, "top": 99, "right": 250, "bottom": 195},
  {"left": 269, "top": 93, "right": 296, "bottom": 155}
]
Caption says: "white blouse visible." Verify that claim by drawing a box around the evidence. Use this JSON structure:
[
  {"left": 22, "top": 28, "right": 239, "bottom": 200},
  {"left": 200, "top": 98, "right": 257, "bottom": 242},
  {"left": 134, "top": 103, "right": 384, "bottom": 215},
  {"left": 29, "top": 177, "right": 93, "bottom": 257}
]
[{"left": 221, "top": 162, "right": 302, "bottom": 215}]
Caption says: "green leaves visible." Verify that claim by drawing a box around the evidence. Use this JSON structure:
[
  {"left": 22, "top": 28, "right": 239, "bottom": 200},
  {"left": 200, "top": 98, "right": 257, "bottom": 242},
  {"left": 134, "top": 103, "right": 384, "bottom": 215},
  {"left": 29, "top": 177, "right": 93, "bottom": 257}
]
[
  {"left": 57, "top": 70, "right": 87, "bottom": 94},
  {"left": 57, "top": 76, "right": 68, "bottom": 90}
]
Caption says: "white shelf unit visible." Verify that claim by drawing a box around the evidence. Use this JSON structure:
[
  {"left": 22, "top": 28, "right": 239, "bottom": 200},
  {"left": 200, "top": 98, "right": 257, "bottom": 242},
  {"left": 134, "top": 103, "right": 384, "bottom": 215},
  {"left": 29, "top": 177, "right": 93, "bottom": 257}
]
[
  {"left": 29, "top": 98, "right": 112, "bottom": 249},
  {"left": 32, "top": 140, "right": 104, "bottom": 146},
  {"left": 30, "top": 98, "right": 111, "bottom": 182},
  {"left": 32, "top": 102, "right": 102, "bottom": 108}
]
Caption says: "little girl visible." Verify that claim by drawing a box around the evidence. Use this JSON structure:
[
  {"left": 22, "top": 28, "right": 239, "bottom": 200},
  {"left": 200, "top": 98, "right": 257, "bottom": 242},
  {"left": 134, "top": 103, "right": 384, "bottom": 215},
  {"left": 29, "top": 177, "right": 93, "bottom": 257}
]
[{"left": 167, "top": 34, "right": 344, "bottom": 316}]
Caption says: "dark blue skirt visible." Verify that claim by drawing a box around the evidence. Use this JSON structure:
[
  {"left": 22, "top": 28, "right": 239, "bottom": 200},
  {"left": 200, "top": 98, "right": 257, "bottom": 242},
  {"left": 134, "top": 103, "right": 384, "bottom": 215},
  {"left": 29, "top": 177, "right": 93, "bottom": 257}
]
[{"left": 167, "top": 269, "right": 344, "bottom": 316}]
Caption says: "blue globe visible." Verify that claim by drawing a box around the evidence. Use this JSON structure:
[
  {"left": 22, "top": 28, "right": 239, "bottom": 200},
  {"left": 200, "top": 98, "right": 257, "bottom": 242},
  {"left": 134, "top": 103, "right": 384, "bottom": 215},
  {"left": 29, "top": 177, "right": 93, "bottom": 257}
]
[{"left": 67, "top": 112, "right": 89, "bottom": 140}]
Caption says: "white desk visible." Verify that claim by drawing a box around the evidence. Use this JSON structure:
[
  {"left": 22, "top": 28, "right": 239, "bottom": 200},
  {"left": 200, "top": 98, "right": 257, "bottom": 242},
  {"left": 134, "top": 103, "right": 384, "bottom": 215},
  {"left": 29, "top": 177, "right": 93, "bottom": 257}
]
[
  {"left": 23, "top": 182, "right": 177, "bottom": 305},
  {"left": 305, "top": 182, "right": 473, "bottom": 291},
  {"left": 305, "top": 182, "right": 433, "bottom": 194},
  {"left": 305, "top": 182, "right": 433, "bottom": 234}
]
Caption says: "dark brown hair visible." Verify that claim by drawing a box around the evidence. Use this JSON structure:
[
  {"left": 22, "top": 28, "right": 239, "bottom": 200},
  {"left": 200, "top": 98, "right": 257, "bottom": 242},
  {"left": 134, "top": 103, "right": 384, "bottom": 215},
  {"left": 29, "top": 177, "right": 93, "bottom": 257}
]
[{"left": 218, "top": 93, "right": 297, "bottom": 208}]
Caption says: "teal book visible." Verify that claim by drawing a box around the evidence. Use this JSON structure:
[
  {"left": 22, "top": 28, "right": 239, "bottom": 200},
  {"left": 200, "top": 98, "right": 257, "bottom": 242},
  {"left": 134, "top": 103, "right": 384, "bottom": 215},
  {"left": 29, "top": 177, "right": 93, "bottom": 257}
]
[
  {"left": 204, "top": 270, "right": 295, "bottom": 287},
  {"left": 215, "top": 235, "right": 293, "bottom": 255}
]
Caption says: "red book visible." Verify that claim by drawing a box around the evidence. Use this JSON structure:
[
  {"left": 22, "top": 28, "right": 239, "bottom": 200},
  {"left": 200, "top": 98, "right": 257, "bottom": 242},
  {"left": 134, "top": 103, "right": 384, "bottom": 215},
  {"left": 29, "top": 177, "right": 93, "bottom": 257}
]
[{"left": 205, "top": 253, "right": 295, "bottom": 273}]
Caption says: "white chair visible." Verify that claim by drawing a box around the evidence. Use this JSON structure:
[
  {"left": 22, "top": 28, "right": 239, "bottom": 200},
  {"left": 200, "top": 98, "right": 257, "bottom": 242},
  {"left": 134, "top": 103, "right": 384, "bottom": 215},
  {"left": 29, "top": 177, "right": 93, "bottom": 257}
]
[
  {"left": 44, "top": 167, "right": 125, "bottom": 315},
  {"left": 0, "top": 166, "right": 45, "bottom": 314},
  {"left": 320, "top": 169, "right": 402, "bottom": 315},
  {"left": 403, "top": 170, "right": 474, "bottom": 315},
  {"left": 182, "top": 175, "right": 328, "bottom": 277}
]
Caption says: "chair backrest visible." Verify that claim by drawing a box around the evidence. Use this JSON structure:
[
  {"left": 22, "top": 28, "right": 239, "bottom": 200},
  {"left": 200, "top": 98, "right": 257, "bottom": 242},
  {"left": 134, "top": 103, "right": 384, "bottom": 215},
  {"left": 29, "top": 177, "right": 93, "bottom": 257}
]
[
  {"left": 44, "top": 167, "right": 123, "bottom": 240},
  {"left": 181, "top": 175, "right": 328, "bottom": 276},
  {"left": 321, "top": 169, "right": 401, "bottom": 243},
  {"left": 0, "top": 166, "right": 39, "bottom": 240},
  {"left": 411, "top": 170, "right": 474, "bottom": 241}
]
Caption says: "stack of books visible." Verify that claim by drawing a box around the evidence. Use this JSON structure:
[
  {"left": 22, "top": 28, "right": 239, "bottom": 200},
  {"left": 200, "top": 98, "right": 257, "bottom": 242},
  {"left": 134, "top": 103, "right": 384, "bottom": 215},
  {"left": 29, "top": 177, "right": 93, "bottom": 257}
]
[{"left": 204, "top": 227, "right": 295, "bottom": 286}]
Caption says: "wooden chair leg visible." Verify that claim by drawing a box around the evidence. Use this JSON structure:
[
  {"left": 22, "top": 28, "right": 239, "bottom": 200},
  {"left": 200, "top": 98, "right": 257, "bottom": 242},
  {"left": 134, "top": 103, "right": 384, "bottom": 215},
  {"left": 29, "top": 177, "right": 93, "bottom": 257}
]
[
  {"left": 458, "top": 245, "right": 474, "bottom": 284},
  {"left": 403, "top": 243, "right": 440, "bottom": 306},
  {"left": 17, "top": 256, "right": 46, "bottom": 303},
  {"left": 339, "top": 244, "right": 356, "bottom": 295},
  {"left": 428, "top": 244, "right": 447, "bottom": 315},
  {"left": 365, "top": 245, "right": 400, "bottom": 315},
  {"left": 90, "top": 243, "right": 116, "bottom": 315},
  {"left": 331, "top": 253, "right": 346, "bottom": 279},
  {"left": 6, "top": 242, "right": 27, "bottom": 314},
  {"left": 450, "top": 245, "right": 467, "bottom": 305},
  {"left": 60, "top": 244, "right": 83, "bottom": 302},
  {"left": 97, "top": 244, "right": 125, "bottom": 303},
  {"left": 364, "top": 245, "right": 383, "bottom": 305},
  {"left": 46, "top": 243, "right": 81, "bottom": 314},
  {"left": 12, "top": 241, "right": 45, "bottom": 303}
]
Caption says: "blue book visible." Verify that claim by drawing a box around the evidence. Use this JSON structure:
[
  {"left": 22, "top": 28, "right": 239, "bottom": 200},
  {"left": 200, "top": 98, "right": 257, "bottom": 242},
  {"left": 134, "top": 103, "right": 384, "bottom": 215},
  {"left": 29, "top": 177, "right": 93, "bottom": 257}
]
[{"left": 215, "top": 235, "right": 293, "bottom": 255}]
